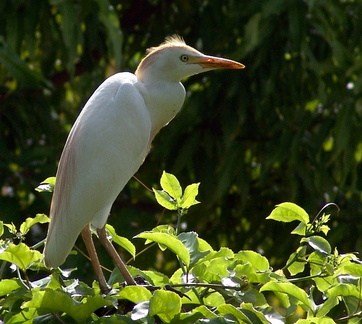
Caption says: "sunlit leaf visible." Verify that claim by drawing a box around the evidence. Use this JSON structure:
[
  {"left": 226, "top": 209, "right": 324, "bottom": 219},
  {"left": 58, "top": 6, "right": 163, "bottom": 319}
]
[
  {"left": 135, "top": 231, "right": 190, "bottom": 267},
  {"left": 23, "top": 289, "right": 112, "bottom": 323},
  {"left": 180, "top": 183, "right": 200, "bottom": 209},
  {"left": 118, "top": 286, "right": 152, "bottom": 303},
  {"left": 149, "top": 290, "right": 181, "bottom": 322},
  {"left": 204, "top": 291, "right": 225, "bottom": 307},
  {"left": 153, "top": 189, "right": 178, "bottom": 210},
  {"left": 260, "top": 282, "right": 313, "bottom": 311},
  {"left": 291, "top": 222, "right": 306, "bottom": 236},
  {"left": 335, "top": 262, "right": 362, "bottom": 278},
  {"left": 286, "top": 252, "right": 306, "bottom": 276},
  {"left": 105, "top": 224, "right": 136, "bottom": 259},
  {"left": 0, "top": 278, "right": 23, "bottom": 295},
  {"left": 0, "top": 243, "right": 42, "bottom": 272},
  {"left": 19, "top": 214, "right": 49, "bottom": 235},
  {"left": 35, "top": 177, "right": 56, "bottom": 192},
  {"left": 295, "top": 317, "right": 336, "bottom": 324},
  {"left": 4, "top": 223, "right": 17, "bottom": 235},
  {"left": 218, "top": 304, "right": 255, "bottom": 323},
  {"left": 267, "top": 202, "right": 310, "bottom": 224},
  {"left": 326, "top": 283, "right": 362, "bottom": 300},
  {"left": 316, "top": 296, "right": 339, "bottom": 317},
  {"left": 4, "top": 308, "right": 39, "bottom": 324},
  {"left": 235, "top": 250, "right": 269, "bottom": 270},
  {"left": 160, "top": 171, "right": 182, "bottom": 201}
]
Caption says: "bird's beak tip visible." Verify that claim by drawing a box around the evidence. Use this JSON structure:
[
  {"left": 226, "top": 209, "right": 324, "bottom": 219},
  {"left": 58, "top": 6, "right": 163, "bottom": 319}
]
[{"left": 192, "top": 55, "right": 245, "bottom": 70}]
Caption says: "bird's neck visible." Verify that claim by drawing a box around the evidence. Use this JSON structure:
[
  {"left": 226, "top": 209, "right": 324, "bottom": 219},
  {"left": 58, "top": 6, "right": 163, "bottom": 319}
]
[{"left": 137, "top": 79, "right": 186, "bottom": 140}]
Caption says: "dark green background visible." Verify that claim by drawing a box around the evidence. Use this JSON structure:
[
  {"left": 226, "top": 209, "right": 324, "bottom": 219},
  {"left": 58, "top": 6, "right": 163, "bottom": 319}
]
[{"left": 1, "top": 0, "right": 361, "bottom": 279}]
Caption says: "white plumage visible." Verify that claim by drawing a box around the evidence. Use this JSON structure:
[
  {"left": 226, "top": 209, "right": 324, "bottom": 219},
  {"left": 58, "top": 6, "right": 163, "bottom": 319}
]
[{"left": 43, "top": 36, "right": 244, "bottom": 287}]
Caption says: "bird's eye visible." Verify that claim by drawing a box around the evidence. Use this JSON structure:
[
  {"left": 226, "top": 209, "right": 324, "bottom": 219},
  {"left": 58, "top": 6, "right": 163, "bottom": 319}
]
[{"left": 180, "top": 55, "right": 189, "bottom": 62}]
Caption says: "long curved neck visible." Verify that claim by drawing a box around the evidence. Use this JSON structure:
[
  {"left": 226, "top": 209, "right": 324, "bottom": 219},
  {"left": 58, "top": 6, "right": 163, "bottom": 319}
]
[{"left": 136, "top": 79, "right": 186, "bottom": 140}]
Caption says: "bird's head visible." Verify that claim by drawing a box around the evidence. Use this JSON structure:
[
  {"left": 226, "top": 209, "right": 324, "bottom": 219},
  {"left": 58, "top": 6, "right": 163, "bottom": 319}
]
[{"left": 135, "top": 35, "right": 245, "bottom": 82}]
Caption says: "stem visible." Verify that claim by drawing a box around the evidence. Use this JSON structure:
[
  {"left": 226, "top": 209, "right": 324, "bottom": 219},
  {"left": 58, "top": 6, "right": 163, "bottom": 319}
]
[
  {"left": 169, "top": 282, "right": 249, "bottom": 291},
  {"left": 31, "top": 238, "right": 46, "bottom": 250},
  {"left": 336, "top": 311, "right": 362, "bottom": 323},
  {"left": 287, "top": 274, "right": 329, "bottom": 283},
  {"left": 0, "top": 261, "right": 6, "bottom": 279},
  {"left": 176, "top": 208, "right": 184, "bottom": 236},
  {"left": 176, "top": 208, "right": 187, "bottom": 277},
  {"left": 311, "top": 202, "right": 340, "bottom": 225}
]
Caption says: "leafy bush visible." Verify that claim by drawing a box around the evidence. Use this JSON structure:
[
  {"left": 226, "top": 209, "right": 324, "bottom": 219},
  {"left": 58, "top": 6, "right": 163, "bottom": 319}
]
[{"left": 0, "top": 173, "right": 361, "bottom": 323}]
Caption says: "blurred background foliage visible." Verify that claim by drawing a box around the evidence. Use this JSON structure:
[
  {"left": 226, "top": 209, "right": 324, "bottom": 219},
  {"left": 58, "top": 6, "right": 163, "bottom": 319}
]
[{"left": 1, "top": 0, "right": 362, "bottom": 279}]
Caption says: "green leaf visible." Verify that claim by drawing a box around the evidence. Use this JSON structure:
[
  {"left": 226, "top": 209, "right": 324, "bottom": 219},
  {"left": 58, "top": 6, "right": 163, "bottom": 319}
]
[
  {"left": 149, "top": 290, "right": 181, "bottom": 323},
  {"left": 0, "top": 221, "right": 3, "bottom": 237},
  {"left": 4, "top": 308, "right": 39, "bottom": 324},
  {"left": 197, "top": 237, "right": 214, "bottom": 253},
  {"left": 192, "top": 305, "right": 218, "bottom": 318},
  {"left": 0, "top": 243, "right": 42, "bottom": 272},
  {"left": 22, "top": 289, "right": 112, "bottom": 323},
  {"left": 295, "top": 317, "right": 336, "bottom": 324},
  {"left": 4, "top": 222, "right": 17, "bottom": 234},
  {"left": 141, "top": 270, "right": 170, "bottom": 286},
  {"left": 153, "top": 189, "right": 178, "bottom": 210},
  {"left": 204, "top": 291, "right": 225, "bottom": 307},
  {"left": 235, "top": 250, "right": 269, "bottom": 270},
  {"left": 260, "top": 282, "right": 313, "bottom": 311},
  {"left": 192, "top": 257, "right": 230, "bottom": 282},
  {"left": 239, "top": 303, "right": 270, "bottom": 324},
  {"left": 267, "top": 202, "right": 309, "bottom": 224},
  {"left": 316, "top": 296, "right": 339, "bottom": 317},
  {"left": 217, "top": 304, "right": 254, "bottom": 324},
  {"left": 160, "top": 171, "right": 182, "bottom": 201},
  {"left": 286, "top": 252, "right": 306, "bottom": 276},
  {"left": 135, "top": 232, "right": 190, "bottom": 267},
  {"left": 326, "top": 283, "right": 362, "bottom": 300},
  {"left": 335, "top": 262, "right": 362, "bottom": 278},
  {"left": 0, "top": 278, "right": 22, "bottom": 295},
  {"left": 201, "top": 247, "right": 234, "bottom": 262},
  {"left": 233, "top": 251, "right": 270, "bottom": 283},
  {"left": 35, "top": 177, "right": 56, "bottom": 192},
  {"left": 308, "top": 252, "right": 333, "bottom": 291},
  {"left": 178, "top": 232, "right": 209, "bottom": 267},
  {"left": 291, "top": 222, "right": 306, "bottom": 235},
  {"left": 180, "top": 183, "right": 200, "bottom": 209},
  {"left": 19, "top": 214, "right": 49, "bottom": 235},
  {"left": 303, "top": 236, "right": 331, "bottom": 256},
  {"left": 105, "top": 224, "right": 136, "bottom": 259},
  {"left": 118, "top": 286, "right": 152, "bottom": 303}
]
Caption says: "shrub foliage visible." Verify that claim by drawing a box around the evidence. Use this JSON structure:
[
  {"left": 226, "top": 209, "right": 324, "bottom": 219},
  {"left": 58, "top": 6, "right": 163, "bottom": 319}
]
[{"left": 0, "top": 173, "right": 361, "bottom": 323}]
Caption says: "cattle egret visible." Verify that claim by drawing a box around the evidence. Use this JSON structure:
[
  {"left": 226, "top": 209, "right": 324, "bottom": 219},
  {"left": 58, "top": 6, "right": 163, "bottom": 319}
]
[{"left": 43, "top": 35, "right": 245, "bottom": 292}]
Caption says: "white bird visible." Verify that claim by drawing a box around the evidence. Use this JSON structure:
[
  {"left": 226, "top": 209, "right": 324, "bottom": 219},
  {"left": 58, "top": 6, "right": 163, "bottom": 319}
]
[{"left": 43, "top": 35, "right": 244, "bottom": 292}]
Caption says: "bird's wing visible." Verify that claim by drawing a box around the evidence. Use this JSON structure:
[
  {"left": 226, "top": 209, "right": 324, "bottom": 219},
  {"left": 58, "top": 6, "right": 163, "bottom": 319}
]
[{"left": 44, "top": 73, "right": 152, "bottom": 267}]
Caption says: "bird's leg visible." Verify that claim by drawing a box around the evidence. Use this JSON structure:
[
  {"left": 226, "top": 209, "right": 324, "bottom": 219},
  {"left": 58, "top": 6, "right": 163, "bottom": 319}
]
[
  {"left": 81, "top": 225, "right": 110, "bottom": 293},
  {"left": 96, "top": 226, "right": 137, "bottom": 286}
]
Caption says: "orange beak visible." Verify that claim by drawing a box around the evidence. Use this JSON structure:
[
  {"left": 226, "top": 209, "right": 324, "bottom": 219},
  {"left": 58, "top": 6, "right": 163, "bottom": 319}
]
[{"left": 190, "top": 55, "right": 245, "bottom": 70}]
